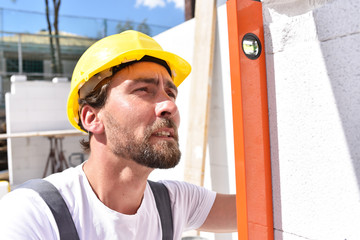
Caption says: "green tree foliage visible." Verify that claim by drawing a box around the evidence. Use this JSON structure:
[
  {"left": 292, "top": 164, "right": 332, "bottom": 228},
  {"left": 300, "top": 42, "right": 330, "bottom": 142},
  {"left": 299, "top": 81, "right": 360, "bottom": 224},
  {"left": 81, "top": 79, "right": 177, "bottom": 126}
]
[
  {"left": 116, "top": 20, "right": 135, "bottom": 33},
  {"left": 137, "top": 19, "right": 151, "bottom": 36},
  {"left": 116, "top": 19, "right": 151, "bottom": 36}
]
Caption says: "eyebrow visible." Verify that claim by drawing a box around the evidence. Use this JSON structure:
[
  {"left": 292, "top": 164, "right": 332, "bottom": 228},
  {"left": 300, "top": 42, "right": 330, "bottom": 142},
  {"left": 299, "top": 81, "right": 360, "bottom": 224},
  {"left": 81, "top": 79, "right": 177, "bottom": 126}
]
[
  {"left": 165, "top": 79, "right": 178, "bottom": 94},
  {"left": 131, "top": 77, "right": 178, "bottom": 94}
]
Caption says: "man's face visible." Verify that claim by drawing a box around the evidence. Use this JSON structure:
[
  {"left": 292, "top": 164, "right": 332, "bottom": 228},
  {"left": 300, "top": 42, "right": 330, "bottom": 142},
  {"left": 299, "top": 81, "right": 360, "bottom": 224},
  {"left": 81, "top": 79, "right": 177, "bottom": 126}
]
[{"left": 100, "top": 61, "right": 181, "bottom": 169}]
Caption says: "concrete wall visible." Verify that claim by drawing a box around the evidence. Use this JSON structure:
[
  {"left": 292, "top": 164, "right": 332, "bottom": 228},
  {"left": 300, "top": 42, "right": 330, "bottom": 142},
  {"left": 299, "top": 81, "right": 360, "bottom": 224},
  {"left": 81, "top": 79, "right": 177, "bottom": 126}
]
[
  {"left": 263, "top": 0, "right": 360, "bottom": 239},
  {"left": 5, "top": 79, "right": 87, "bottom": 186}
]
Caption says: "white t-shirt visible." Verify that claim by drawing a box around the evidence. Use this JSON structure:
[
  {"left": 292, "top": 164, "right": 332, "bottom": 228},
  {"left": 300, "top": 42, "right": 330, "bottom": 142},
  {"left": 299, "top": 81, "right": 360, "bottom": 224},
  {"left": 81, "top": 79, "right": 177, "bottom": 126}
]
[{"left": 0, "top": 164, "right": 216, "bottom": 240}]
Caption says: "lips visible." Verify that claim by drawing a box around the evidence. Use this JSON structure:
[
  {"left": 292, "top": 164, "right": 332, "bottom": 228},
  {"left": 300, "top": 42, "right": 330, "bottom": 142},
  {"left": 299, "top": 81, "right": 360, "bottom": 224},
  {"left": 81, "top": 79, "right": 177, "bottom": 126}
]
[
  {"left": 148, "top": 119, "right": 178, "bottom": 141},
  {"left": 154, "top": 131, "right": 172, "bottom": 137},
  {"left": 152, "top": 128, "right": 175, "bottom": 139}
]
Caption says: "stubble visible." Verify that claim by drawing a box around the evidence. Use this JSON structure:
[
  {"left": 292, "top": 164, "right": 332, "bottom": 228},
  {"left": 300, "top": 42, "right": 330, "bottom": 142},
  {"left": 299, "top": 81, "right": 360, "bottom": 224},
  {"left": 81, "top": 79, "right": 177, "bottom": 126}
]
[{"left": 105, "top": 113, "right": 181, "bottom": 169}]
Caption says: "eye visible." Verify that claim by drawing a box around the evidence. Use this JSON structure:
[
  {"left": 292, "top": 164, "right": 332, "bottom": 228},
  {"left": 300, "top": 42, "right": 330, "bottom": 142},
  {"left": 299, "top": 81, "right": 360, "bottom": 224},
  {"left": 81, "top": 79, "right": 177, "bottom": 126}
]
[
  {"left": 167, "top": 90, "right": 177, "bottom": 100},
  {"left": 133, "top": 86, "right": 156, "bottom": 97},
  {"left": 136, "top": 87, "right": 148, "bottom": 92},
  {"left": 133, "top": 86, "right": 153, "bottom": 94}
]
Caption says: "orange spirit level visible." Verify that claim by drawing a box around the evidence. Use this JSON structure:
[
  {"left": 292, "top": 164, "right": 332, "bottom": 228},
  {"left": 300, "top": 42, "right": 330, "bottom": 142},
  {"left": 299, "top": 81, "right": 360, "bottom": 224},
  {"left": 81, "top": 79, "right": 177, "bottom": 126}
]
[{"left": 227, "top": 0, "right": 274, "bottom": 239}]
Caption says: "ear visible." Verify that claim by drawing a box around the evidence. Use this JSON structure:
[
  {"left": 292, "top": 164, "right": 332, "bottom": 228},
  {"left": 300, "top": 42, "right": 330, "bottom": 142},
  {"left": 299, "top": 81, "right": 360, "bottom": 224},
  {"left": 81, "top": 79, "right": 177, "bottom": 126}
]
[{"left": 80, "top": 105, "right": 104, "bottom": 134}]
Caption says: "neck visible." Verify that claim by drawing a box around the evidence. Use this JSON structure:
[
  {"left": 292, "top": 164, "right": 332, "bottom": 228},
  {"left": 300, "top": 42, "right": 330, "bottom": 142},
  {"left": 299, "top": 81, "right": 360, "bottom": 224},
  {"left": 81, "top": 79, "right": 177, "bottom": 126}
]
[{"left": 83, "top": 149, "right": 153, "bottom": 215}]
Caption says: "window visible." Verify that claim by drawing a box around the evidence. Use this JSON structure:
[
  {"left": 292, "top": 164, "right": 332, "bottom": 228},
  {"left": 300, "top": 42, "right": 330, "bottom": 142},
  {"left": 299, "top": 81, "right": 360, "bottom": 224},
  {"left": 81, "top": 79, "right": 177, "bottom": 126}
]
[{"left": 6, "top": 59, "right": 43, "bottom": 73}]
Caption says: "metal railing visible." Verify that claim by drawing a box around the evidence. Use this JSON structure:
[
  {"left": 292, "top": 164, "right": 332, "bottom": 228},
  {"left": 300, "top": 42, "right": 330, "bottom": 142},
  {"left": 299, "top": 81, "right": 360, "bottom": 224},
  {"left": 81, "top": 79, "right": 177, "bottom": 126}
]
[
  {"left": 0, "top": 7, "right": 174, "bottom": 108},
  {"left": 0, "top": 7, "right": 170, "bottom": 39}
]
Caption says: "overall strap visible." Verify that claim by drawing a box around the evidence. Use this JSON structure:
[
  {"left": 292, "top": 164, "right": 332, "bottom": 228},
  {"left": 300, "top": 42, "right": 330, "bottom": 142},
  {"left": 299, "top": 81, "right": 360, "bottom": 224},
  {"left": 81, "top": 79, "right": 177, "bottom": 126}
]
[
  {"left": 148, "top": 180, "right": 174, "bottom": 240},
  {"left": 17, "top": 179, "right": 80, "bottom": 240}
]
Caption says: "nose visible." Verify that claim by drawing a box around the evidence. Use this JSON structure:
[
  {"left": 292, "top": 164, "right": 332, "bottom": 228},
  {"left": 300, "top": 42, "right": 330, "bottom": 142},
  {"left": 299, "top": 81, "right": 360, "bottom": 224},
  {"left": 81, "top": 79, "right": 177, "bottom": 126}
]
[{"left": 155, "top": 99, "right": 179, "bottom": 120}]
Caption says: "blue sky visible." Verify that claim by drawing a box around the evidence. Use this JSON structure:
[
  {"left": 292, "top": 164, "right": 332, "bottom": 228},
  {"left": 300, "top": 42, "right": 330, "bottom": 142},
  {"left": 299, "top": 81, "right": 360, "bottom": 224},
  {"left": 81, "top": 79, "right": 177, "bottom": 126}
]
[{"left": 0, "top": 0, "right": 185, "bottom": 37}]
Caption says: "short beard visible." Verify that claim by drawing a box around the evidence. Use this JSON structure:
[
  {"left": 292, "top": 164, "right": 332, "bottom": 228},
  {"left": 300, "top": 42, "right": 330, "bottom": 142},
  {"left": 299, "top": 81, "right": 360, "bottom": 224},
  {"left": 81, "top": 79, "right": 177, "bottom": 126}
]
[{"left": 106, "top": 115, "right": 181, "bottom": 169}]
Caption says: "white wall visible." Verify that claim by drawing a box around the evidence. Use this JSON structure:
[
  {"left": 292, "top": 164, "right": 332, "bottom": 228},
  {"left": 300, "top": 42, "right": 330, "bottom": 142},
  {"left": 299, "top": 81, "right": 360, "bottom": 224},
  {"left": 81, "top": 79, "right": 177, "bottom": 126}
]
[
  {"left": 263, "top": 0, "right": 360, "bottom": 239},
  {"left": 6, "top": 79, "right": 87, "bottom": 186}
]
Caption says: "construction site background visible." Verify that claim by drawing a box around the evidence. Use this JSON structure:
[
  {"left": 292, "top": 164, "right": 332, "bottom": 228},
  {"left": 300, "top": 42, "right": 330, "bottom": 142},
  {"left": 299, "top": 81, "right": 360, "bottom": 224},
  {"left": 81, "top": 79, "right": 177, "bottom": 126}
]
[{"left": 0, "top": 0, "right": 359, "bottom": 240}]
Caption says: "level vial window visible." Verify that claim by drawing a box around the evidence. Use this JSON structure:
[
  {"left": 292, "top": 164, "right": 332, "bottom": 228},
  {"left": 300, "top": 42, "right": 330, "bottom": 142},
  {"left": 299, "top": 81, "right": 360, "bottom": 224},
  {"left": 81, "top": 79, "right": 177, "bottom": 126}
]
[{"left": 242, "top": 33, "right": 262, "bottom": 60}]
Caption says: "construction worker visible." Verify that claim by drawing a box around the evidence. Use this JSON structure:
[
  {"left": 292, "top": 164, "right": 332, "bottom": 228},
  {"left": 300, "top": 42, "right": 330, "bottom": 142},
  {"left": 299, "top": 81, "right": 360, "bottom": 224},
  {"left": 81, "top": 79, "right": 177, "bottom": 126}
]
[{"left": 0, "top": 30, "right": 236, "bottom": 239}]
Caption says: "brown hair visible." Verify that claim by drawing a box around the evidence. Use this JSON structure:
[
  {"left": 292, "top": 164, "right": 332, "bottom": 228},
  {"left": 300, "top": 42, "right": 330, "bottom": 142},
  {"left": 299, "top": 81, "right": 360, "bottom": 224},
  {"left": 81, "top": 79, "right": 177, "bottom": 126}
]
[{"left": 78, "top": 79, "right": 111, "bottom": 152}]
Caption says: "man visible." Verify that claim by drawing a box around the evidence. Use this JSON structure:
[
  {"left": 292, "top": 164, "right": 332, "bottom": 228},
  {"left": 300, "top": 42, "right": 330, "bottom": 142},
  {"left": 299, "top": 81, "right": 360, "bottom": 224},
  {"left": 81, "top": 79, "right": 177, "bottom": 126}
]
[{"left": 0, "top": 30, "right": 236, "bottom": 239}]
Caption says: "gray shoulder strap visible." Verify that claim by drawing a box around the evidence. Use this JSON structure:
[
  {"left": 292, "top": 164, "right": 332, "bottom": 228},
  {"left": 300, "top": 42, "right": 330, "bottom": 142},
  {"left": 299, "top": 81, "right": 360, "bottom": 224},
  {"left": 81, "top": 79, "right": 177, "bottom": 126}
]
[
  {"left": 17, "top": 179, "right": 79, "bottom": 240},
  {"left": 17, "top": 179, "right": 172, "bottom": 240},
  {"left": 148, "top": 180, "right": 174, "bottom": 240}
]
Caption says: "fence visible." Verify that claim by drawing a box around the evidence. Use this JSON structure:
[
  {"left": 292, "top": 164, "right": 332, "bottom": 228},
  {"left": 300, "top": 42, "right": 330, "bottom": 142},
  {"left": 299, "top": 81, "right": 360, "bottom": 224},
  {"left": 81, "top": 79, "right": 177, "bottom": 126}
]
[
  {"left": 0, "top": 7, "right": 170, "bottom": 39},
  {"left": 0, "top": 7, "right": 172, "bottom": 108}
]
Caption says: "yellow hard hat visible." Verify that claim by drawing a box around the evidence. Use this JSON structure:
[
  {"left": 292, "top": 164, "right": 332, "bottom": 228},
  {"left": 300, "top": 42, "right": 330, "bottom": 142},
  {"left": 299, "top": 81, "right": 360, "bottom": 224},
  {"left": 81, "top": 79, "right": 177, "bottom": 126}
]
[{"left": 67, "top": 30, "right": 191, "bottom": 132}]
